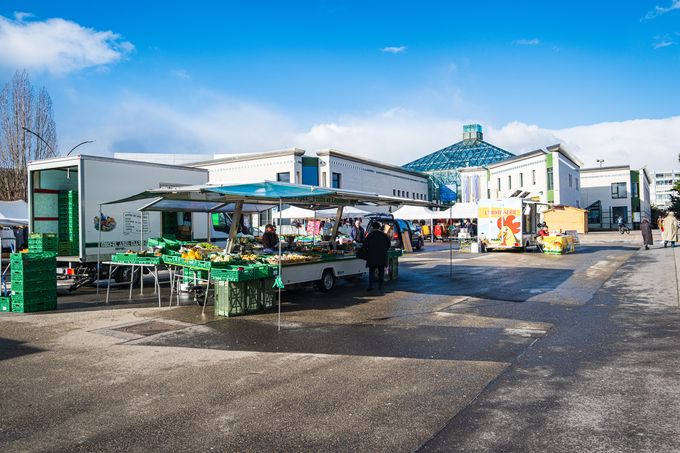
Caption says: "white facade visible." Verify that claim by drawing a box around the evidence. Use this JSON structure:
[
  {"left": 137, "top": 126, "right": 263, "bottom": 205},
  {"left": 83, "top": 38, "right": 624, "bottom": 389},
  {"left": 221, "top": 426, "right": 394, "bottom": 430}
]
[
  {"left": 653, "top": 170, "right": 680, "bottom": 209},
  {"left": 316, "top": 149, "right": 429, "bottom": 201},
  {"left": 458, "top": 145, "right": 582, "bottom": 207},
  {"left": 191, "top": 149, "right": 306, "bottom": 185},
  {"left": 580, "top": 166, "right": 651, "bottom": 229}
]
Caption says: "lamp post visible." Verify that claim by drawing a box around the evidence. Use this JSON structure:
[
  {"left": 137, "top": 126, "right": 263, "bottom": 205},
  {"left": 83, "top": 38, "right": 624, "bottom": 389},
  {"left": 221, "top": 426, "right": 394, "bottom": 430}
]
[
  {"left": 22, "top": 126, "right": 94, "bottom": 156},
  {"left": 596, "top": 159, "right": 605, "bottom": 168}
]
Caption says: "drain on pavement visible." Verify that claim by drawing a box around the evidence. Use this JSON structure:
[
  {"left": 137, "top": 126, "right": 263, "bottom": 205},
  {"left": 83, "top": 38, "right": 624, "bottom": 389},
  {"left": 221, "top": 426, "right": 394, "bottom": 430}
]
[{"left": 112, "top": 320, "right": 179, "bottom": 337}]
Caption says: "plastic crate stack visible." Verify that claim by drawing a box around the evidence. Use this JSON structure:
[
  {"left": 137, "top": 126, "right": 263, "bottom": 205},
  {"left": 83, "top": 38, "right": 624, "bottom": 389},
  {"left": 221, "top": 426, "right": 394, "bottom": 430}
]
[
  {"left": 28, "top": 233, "right": 59, "bottom": 253},
  {"left": 10, "top": 252, "right": 57, "bottom": 313},
  {"left": 213, "top": 265, "right": 276, "bottom": 317},
  {"left": 58, "top": 191, "right": 78, "bottom": 256}
]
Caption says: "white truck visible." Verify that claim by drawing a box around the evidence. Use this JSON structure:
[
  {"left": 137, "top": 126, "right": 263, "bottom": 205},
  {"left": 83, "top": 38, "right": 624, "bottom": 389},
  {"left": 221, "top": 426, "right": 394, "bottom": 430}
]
[
  {"left": 477, "top": 198, "right": 542, "bottom": 251},
  {"left": 28, "top": 155, "right": 209, "bottom": 289}
]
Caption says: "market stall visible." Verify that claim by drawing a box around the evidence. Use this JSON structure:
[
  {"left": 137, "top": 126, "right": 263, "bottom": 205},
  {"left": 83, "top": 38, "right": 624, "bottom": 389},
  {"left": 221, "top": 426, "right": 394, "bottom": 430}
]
[{"left": 103, "top": 181, "right": 424, "bottom": 326}]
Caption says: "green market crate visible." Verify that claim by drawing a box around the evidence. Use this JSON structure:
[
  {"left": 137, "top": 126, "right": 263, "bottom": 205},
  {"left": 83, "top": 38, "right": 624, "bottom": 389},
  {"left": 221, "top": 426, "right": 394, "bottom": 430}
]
[
  {"left": 214, "top": 280, "right": 247, "bottom": 317},
  {"left": 245, "top": 281, "right": 262, "bottom": 312},
  {"left": 11, "top": 280, "right": 57, "bottom": 294},
  {"left": 161, "top": 254, "right": 186, "bottom": 267},
  {"left": 260, "top": 278, "right": 276, "bottom": 309},
  {"left": 11, "top": 300, "right": 57, "bottom": 313},
  {"left": 182, "top": 269, "right": 209, "bottom": 284},
  {"left": 28, "top": 233, "right": 59, "bottom": 253},
  {"left": 111, "top": 253, "right": 162, "bottom": 265},
  {"left": 10, "top": 253, "right": 57, "bottom": 271},
  {"left": 0, "top": 296, "right": 10, "bottom": 312},
  {"left": 11, "top": 270, "right": 55, "bottom": 283},
  {"left": 251, "top": 263, "right": 274, "bottom": 279},
  {"left": 211, "top": 266, "right": 255, "bottom": 282}
]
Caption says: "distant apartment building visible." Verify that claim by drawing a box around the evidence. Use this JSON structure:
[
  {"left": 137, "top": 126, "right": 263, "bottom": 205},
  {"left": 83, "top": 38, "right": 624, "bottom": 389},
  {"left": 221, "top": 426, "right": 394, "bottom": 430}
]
[
  {"left": 457, "top": 144, "right": 582, "bottom": 207},
  {"left": 652, "top": 170, "right": 680, "bottom": 209},
  {"left": 580, "top": 166, "right": 651, "bottom": 230}
]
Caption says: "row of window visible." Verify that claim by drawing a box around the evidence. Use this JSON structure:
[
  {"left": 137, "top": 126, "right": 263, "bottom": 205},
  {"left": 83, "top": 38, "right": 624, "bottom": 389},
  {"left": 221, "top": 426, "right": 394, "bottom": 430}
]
[
  {"left": 278, "top": 171, "right": 342, "bottom": 189},
  {"left": 495, "top": 169, "right": 581, "bottom": 192},
  {"left": 392, "top": 189, "right": 427, "bottom": 200}
]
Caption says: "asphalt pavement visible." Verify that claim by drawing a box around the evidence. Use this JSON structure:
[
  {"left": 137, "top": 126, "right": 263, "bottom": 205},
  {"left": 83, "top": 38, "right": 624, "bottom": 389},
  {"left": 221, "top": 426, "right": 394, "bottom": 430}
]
[{"left": 1, "top": 236, "right": 678, "bottom": 452}]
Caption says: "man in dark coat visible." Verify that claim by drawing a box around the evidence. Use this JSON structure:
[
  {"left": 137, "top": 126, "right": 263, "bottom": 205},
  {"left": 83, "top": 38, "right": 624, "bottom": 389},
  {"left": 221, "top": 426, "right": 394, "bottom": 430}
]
[
  {"left": 640, "top": 217, "right": 653, "bottom": 250},
  {"left": 362, "top": 221, "right": 391, "bottom": 292}
]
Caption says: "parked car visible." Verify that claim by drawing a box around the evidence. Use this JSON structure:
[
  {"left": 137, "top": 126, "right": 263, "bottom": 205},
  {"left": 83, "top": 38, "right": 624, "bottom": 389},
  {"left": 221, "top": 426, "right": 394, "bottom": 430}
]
[{"left": 365, "top": 214, "right": 424, "bottom": 251}]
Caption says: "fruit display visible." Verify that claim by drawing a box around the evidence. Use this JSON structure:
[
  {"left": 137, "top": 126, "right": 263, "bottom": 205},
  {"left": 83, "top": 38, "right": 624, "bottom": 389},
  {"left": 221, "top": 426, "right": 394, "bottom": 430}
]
[{"left": 265, "top": 253, "right": 322, "bottom": 265}]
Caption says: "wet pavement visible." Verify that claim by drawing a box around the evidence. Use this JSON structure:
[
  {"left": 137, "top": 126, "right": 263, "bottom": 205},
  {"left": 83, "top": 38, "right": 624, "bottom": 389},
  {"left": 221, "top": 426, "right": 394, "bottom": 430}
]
[{"left": 2, "top": 239, "right": 679, "bottom": 451}]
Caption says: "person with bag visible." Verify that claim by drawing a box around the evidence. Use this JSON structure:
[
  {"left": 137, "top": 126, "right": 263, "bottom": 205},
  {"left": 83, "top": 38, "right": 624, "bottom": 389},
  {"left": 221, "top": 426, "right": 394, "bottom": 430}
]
[{"left": 361, "top": 221, "right": 391, "bottom": 292}]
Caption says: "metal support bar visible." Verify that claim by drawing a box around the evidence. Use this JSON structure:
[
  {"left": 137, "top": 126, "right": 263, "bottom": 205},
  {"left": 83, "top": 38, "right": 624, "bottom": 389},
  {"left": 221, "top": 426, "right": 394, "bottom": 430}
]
[
  {"left": 329, "top": 206, "right": 344, "bottom": 242},
  {"left": 226, "top": 200, "right": 244, "bottom": 253}
]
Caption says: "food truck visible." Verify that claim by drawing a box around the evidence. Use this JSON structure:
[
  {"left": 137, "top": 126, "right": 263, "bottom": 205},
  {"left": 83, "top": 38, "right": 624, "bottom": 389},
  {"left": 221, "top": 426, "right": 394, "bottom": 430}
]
[{"left": 477, "top": 198, "right": 543, "bottom": 251}]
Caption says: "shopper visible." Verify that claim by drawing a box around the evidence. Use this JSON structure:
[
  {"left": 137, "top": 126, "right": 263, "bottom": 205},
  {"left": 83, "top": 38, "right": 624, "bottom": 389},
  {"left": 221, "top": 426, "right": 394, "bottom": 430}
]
[
  {"left": 363, "top": 221, "right": 391, "bottom": 292},
  {"left": 261, "top": 224, "right": 279, "bottom": 253},
  {"left": 640, "top": 217, "right": 653, "bottom": 250},
  {"left": 350, "top": 218, "right": 365, "bottom": 244},
  {"left": 662, "top": 212, "right": 678, "bottom": 248}
]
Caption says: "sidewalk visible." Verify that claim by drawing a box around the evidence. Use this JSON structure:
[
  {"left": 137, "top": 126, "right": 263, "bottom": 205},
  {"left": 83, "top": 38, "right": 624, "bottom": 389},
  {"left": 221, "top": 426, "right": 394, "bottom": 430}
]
[{"left": 579, "top": 230, "right": 662, "bottom": 244}]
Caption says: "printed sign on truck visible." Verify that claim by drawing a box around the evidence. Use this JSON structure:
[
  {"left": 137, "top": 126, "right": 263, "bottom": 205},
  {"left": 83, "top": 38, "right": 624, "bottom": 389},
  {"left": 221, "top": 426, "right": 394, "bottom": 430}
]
[{"left": 478, "top": 199, "right": 524, "bottom": 249}]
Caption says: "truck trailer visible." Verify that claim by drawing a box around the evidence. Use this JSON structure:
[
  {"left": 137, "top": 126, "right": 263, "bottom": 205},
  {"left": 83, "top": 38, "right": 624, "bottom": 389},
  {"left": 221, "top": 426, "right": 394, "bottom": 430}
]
[
  {"left": 477, "top": 198, "right": 543, "bottom": 251},
  {"left": 28, "top": 155, "right": 209, "bottom": 289}
]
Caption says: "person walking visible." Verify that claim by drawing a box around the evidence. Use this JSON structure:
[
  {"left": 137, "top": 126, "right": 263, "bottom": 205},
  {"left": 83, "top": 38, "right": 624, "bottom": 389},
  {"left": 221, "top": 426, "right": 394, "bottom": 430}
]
[
  {"left": 640, "top": 217, "right": 653, "bottom": 250},
  {"left": 362, "top": 220, "right": 391, "bottom": 292},
  {"left": 662, "top": 212, "right": 678, "bottom": 248}
]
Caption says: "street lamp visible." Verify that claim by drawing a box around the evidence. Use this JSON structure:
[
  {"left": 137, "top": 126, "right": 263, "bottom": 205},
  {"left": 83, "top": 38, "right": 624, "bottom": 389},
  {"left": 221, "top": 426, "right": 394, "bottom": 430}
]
[
  {"left": 22, "top": 126, "right": 94, "bottom": 156},
  {"left": 596, "top": 159, "right": 605, "bottom": 168}
]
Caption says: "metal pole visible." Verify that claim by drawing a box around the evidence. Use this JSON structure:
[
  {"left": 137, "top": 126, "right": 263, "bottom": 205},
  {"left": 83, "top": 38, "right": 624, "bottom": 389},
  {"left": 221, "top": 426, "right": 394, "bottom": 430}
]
[
  {"left": 449, "top": 207, "right": 453, "bottom": 279},
  {"left": 97, "top": 204, "right": 102, "bottom": 296},
  {"left": 278, "top": 198, "right": 282, "bottom": 332}
]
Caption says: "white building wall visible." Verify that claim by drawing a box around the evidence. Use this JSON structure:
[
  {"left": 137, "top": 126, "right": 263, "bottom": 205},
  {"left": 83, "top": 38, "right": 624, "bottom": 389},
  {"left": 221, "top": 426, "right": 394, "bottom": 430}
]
[
  {"left": 653, "top": 170, "right": 680, "bottom": 208},
  {"left": 554, "top": 153, "right": 581, "bottom": 207},
  {"left": 195, "top": 153, "right": 303, "bottom": 185},
  {"left": 489, "top": 155, "right": 549, "bottom": 202},
  {"left": 318, "top": 154, "right": 429, "bottom": 200},
  {"left": 580, "top": 168, "right": 632, "bottom": 226}
]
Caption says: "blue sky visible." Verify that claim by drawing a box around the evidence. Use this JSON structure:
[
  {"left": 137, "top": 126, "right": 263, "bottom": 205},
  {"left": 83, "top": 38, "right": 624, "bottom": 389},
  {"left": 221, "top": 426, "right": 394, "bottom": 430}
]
[{"left": 0, "top": 1, "right": 679, "bottom": 169}]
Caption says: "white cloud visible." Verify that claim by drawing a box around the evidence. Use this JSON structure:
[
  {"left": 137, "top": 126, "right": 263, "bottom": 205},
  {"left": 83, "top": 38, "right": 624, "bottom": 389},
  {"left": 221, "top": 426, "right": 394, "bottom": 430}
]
[
  {"left": 380, "top": 46, "right": 407, "bottom": 54},
  {"left": 642, "top": 0, "right": 680, "bottom": 20},
  {"left": 654, "top": 40, "right": 673, "bottom": 48},
  {"left": 0, "top": 14, "right": 133, "bottom": 74},
  {"left": 170, "top": 69, "right": 191, "bottom": 80},
  {"left": 58, "top": 91, "right": 680, "bottom": 174},
  {"left": 513, "top": 38, "right": 540, "bottom": 46}
]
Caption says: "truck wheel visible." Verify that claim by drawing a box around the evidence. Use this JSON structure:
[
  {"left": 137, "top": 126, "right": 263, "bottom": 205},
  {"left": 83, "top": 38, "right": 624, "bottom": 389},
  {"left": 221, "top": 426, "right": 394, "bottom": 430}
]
[
  {"left": 114, "top": 267, "right": 141, "bottom": 286},
  {"left": 317, "top": 269, "right": 335, "bottom": 292}
]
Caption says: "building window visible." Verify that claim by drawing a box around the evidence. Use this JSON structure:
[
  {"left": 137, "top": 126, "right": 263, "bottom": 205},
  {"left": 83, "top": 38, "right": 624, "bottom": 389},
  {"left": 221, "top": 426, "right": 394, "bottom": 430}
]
[
  {"left": 520, "top": 173, "right": 524, "bottom": 187},
  {"left": 631, "top": 182, "right": 639, "bottom": 198},
  {"left": 575, "top": 178, "right": 579, "bottom": 190},
  {"left": 532, "top": 170, "right": 536, "bottom": 185},
  {"left": 611, "top": 182, "right": 627, "bottom": 199},
  {"left": 508, "top": 175, "right": 512, "bottom": 190},
  {"left": 497, "top": 178, "right": 501, "bottom": 191},
  {"left": 547, "top": 168, "right": 554, "bottom": 190},
  {"left": 331, "top": 172, "right": 341, "bottom": 189},
  {"left": 569, "top": 174, "right": 573, "bottom": 188},
  {"left": 393, "top": 189, "right": 396, "bottom": 196},
  {"left": 321, "top": 172, "right": 327, "bottom": 187},
  {"left": 276, "top": 172, "right": 290, "bottom": 183}
]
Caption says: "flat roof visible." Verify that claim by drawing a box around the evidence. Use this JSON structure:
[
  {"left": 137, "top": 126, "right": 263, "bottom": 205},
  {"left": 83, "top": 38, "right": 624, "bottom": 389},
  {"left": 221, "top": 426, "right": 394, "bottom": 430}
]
[
  {"left": 316, "top": 148, "right": 428, "bottom": 179},
  {"left": 27, "top": 154, "right": 209, "bottom": 173},
  {"left": 190, "top": 148, "right": 306, "bottom": 167},
  {"left": 581, "top": 165, "right": 631, "bottom": 172}
]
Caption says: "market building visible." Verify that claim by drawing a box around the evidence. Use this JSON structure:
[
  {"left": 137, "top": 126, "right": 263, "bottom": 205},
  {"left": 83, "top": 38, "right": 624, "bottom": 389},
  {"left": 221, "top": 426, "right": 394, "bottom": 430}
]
[
  {"left": 116, "top": 149, "right": 429, "bottom": 201},
  {"left": 652, "top": 169, "right": 680, "bottom": 209},
  {"left": 580, "top": 166, "right": 651, "bottom": 230},
  {"left": 457, "top": 144, "right": 583, "bottom": 207},
  {"left": 402, "top": 124, "right": 514, "bottom": 202}
]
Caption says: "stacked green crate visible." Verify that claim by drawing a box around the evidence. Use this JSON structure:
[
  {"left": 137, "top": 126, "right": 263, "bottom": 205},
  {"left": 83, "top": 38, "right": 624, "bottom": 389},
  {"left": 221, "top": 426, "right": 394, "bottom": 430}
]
[
  {"left": 58, "top": 191, "right": 79, "bottom": 256},
  {"left": 28, "top": 233, "right": 59, "bottom": 253},
  {"left": 0, "top": 296, "right": 10, "bottom": 312},
  {"left": 10, "top": 253, "right": 57, "bottom": 313}
]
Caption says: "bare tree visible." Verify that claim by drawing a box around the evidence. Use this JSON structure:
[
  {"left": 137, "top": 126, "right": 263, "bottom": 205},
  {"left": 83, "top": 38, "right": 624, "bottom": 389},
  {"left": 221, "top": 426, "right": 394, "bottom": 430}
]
[{"left": 0, "top": 70, "right": 58, "bottom": 201}]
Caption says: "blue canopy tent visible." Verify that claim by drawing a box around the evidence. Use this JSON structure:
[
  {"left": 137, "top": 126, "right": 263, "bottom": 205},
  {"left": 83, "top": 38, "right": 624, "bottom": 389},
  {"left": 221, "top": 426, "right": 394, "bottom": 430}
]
[{"left": 104, "top": 181, "right": 434, "bottom": 328}]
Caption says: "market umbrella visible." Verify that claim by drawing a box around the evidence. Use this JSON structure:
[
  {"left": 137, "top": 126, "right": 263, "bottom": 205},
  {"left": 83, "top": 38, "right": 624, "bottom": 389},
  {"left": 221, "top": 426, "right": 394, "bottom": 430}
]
[
  {"left": 275, "top": 206, "right": 316, "bottom": 219},
  {"left": 315, "top": 206, "right": 370, "bottom": 218}
]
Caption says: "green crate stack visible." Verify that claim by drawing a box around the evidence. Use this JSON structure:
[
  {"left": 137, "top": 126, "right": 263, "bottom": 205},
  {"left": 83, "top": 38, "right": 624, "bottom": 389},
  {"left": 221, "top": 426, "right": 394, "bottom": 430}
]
[
  {"left": 10, "top": 253, "right": 57, "bottom": 313},
  {"left": 0, "top": 296, "right": 10, "bottom": 312},
  {"left": 214, "top": 280, "right": 248, "bottom": 317},
  {"left": 182, "top": 269, "right": 209, "bottom": 284},
  {"left": 28, "top": 233, "right": 59, "bottom": 253},
  {"left": 58, "top": 191, "right": 79, "bottom": 256}
]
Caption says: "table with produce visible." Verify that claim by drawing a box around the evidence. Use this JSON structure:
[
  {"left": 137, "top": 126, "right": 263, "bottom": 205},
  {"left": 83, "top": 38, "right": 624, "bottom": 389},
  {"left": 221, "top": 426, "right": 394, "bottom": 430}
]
[{"left": 110, "top": 237, "right": 402, "bottom": 316}]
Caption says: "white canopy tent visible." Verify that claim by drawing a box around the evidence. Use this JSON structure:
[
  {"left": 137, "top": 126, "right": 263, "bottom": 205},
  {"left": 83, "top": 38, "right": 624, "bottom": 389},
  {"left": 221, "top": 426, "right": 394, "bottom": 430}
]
[
  {"left": 0, "top": 200, "right": 28, "bottom": 226},
  {"left": 392, "top": 205, "right": 435, "bottom": 220},
  {"left": 315, "top": 206, "right": 371, "bottom": 218},
  {"left": 274, "top": 206, "right": 316, "bottom": 219},
  {"left": 438, "top": 202, "right": 478, "bottom": 220}
]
